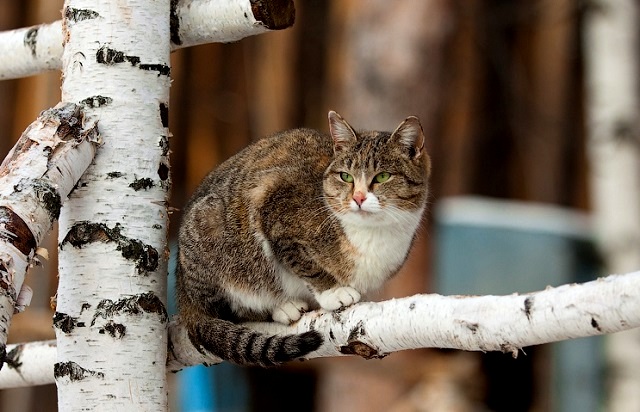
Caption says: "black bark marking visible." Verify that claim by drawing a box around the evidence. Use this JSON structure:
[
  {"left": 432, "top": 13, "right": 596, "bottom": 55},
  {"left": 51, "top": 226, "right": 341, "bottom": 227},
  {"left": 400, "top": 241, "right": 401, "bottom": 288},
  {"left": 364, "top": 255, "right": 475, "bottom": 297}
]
[
  {"left": 0, "top": 207, "right": 36, "bottom": 256},
  {"left": 100, "top": 320, "right": 126, "bottom": 338},
  {"left": 139, "top": 64, "right": 170, "bottom": 76},
  {"left": 51, "top": 103, "right": 90, "bottom": 142},
  {"left": 80, "top": 302, "right": 91, "bottom": 313},
  {"left": 524, "top": 296, "right": 534, "bottom": 321},
  {"left": 159, "top": 135, "right": 170, "bottom": 157},
  {"left": 53, "top": 312, "right": 84, "bottom": 334},
  {"left": 24, "top": 27, "right": 38, "bottom": 57},
  {"left": 159, "top": 103, "right": 169, "bottom": 128},
  {"left": 250, "top": 0, "right": 295, "bottom": 30},
  {"left": 591, "top": 317, "right": 602, "bottom": 332},
  {"left": 339, "top": 341, "right": 384, "bottom": 359},
  {"left": 409, "top": 302, "right": 416, "bottom": 310},
  {"left": 158, "top": 162, "right": 169, "bottom": 182},
  {"left": 129, "top": 177, "right": 155, "bottom": 191},
  {"left": 331, "top": 311, "right": 342, "bottom": 322},
  {"left": 170, "top": 0, "right": 182, "bottom": 46},
  {"left": 10, "top": 179, "right": 61, "bottom": 222},
  {"left": 4, "top": 343, "right": 23, "bottom": 370},
  {"left": 64, "top": 7, "right": 100, "bottom": 22},
  {"left": 465, "top": 322, "right": 479, "bottom": 334},
  {"left": 347, "top": 320, "right": 366, "bottom": 342},
  {"left": 95, "top": 46, "right": 169, "bottom": 76},
  {"left": 329, "top": 330, "right": 335, "bottom": 340},
  {"left": 80, "top": 95, "right": 112, "bottom": 108},
  {"left": 106, "top": 171, "right": 123, "bottom": 179},
  {"left": 54, "top": 361, "right": 104, "bottom": 381},
  {"left": 33, "top": 180, "right": 62, "bottom": 221},
  {"left": 60, "top": 222, "right": 159, "bottom": 274},
  {"left": 96, "top": 46, "right": 140, "bottom": 66},
  {"left": 91, "top": 292, "right": 168, "bottom": 326}
]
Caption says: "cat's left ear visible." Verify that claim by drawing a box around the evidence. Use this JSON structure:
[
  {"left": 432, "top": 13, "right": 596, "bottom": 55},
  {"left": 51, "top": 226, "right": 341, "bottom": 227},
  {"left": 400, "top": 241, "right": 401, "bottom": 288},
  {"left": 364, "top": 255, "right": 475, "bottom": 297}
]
[
  {"left": 391, "top": 116, "right": 425, "bottom": 160},
  {"left": 328, "top": 110, "right": 357, "bottom": 152}
]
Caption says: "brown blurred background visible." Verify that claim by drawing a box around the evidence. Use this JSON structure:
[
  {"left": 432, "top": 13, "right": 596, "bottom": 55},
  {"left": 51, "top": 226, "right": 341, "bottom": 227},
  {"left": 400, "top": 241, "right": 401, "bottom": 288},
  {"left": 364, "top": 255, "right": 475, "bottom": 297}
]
[{"left": 0, "top": 0, "right": 595, "bottom": 411}]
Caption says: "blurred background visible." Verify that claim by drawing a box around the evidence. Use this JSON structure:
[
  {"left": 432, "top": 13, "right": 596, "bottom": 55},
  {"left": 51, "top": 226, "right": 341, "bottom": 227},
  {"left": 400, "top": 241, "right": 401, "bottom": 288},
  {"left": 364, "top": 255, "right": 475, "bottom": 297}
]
[{"left": 1, "top": 0, "right": 639, "bottom": 411}]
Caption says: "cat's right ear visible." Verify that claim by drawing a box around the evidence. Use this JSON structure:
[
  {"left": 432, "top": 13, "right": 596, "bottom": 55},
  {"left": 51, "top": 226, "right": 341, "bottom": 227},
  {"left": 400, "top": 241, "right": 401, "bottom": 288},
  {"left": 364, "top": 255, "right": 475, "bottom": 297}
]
[{"left": 328, "top": 111, "right": 357, "bottom": 152}]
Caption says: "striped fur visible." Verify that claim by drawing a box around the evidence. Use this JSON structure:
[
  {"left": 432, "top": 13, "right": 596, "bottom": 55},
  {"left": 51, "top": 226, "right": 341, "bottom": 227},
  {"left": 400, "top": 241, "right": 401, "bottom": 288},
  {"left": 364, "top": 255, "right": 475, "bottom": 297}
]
[{"left": 176, "top": 111, "right": 430, "bottom": 366}]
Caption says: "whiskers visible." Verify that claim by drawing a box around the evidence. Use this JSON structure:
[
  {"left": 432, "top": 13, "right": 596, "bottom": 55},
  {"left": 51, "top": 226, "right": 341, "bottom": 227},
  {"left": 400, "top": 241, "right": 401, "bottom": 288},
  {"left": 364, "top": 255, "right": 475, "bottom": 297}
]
[
  {"left": 379, "top": 203, "right": 424, "bottom": 229},
  {"left": 306, "top": 195, "right": 344, "bottom": 232},
  {"left": 305, "top": 193, "right": 425, "bottom": 235}
]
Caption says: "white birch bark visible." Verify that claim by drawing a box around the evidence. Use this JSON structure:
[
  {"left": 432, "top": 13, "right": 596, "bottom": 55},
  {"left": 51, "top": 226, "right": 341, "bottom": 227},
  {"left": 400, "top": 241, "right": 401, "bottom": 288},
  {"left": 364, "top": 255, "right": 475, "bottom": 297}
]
[
  {"left": 0, "top": 103, "right": 98, "bottom": 371},
  {"left": 0, "top": 340, "right": 56, "bottom": 388},
  {"left": 55, "top": 1, "right": 171, "bottom": 410},
  {"left": 3, "top": 270, "right": 640, "bottom": 388},
  {"left": 584, "top": 1, "right": 640, "bottom": 411},
  {"left": 168, "top": 272, "right": 640, "bottom": 369},
  {"left": 0, "top": 0, "right": 295, "bottom": 80}
]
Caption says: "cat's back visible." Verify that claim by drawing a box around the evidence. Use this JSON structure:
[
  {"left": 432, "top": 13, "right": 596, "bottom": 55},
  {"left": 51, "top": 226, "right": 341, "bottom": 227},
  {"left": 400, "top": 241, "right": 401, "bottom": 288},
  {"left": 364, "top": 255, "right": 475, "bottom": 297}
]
[{"left": 186, "top": 128, "right": 333, "bottom": 209}]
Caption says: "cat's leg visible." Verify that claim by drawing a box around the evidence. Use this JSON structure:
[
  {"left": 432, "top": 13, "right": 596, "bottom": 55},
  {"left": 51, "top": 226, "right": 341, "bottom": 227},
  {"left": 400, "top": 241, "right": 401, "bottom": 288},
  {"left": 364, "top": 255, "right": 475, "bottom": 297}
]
[
  {"left": 314, "top": 286, "right": 361, "bottom": 311},
  {"left": 272, "top": 299, "right": 309, "bottom": 324}
]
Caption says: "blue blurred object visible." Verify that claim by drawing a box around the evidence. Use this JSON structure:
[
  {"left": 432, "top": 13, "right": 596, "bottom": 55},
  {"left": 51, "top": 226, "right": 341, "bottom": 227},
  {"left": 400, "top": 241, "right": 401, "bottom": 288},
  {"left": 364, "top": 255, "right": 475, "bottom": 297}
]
[
  {"left": 168, "top": 243, "right": 250, "bottom": 412},
  {"left": 435, "top": 196, "right": 603, "bottom": 412}
]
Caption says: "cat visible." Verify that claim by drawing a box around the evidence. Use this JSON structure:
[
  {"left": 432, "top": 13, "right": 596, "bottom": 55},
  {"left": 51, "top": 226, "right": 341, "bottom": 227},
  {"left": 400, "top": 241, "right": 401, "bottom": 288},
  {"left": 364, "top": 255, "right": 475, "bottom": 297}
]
[{"left": 176, "top": 110, "right": 431, "bottom": 367}]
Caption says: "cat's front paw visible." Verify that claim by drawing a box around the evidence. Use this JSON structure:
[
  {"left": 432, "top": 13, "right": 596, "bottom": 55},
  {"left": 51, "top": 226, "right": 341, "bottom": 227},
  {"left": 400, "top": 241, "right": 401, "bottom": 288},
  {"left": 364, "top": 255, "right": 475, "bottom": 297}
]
[
  {"left": 272, "top": 300, "right": 309, "bottom": 325},
  {"left": 316, "top": 286, "right": 361, "bottom": 311}
]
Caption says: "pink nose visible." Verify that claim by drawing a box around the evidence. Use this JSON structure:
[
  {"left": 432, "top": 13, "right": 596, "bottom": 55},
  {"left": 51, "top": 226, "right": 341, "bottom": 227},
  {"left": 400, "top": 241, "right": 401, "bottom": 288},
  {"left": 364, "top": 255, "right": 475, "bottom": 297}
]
[{"left": 353, "top": 191, "right": 366, "bottom": 206}]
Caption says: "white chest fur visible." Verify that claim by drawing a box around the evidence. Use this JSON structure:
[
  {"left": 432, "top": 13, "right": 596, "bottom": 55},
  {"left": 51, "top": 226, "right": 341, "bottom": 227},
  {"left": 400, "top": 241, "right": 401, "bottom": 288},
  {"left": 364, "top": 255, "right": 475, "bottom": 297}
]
[{"left": 340, "top": 208, "right": 424, "bottom": 293}]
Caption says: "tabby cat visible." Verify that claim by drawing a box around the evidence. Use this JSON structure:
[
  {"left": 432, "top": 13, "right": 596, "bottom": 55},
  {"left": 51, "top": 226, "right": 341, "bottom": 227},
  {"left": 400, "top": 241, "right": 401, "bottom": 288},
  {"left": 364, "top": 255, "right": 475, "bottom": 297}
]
[{"left": 176, "top": 111, "right": 430, "bottom": 366}]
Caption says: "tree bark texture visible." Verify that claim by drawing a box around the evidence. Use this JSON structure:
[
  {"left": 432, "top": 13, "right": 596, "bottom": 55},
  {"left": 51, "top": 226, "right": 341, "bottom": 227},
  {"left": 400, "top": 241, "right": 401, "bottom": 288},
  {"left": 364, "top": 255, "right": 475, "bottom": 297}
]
[
  {"left": 2, "top": 270, "right": 640, "bottom": 388},
  {"left": 0, "top": 0, "right": 295, "bottom": 80},
  {"left": 55, "top": 1, "right": 171, "bottom": 410},
  {"left": 584, "top": 1, "right": 640, "bottom": 411},
  {"left": 0, "top": 103, "right": 98, "bottom": 371}
]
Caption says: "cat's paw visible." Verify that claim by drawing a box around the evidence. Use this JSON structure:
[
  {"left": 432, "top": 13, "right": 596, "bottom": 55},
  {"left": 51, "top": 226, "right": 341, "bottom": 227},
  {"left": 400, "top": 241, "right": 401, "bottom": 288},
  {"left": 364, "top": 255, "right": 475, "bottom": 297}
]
[
  {"left": 316, "top": 286, "right": 361, "bottom": 311},
  {"left": 272, "top": 300, "right": 309, "bottom": 325}
]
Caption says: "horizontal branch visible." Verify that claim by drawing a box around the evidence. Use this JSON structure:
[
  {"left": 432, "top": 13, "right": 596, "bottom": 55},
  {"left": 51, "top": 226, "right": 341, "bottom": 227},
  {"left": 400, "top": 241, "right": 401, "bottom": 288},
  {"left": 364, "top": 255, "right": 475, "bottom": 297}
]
[
  {"left": 0, "top": 0, "right": 295, "bottom": 80},
  {"left": 0, "top": 340, "right": 56, "bottom": 388},
  {"left": 2, "top": 271, "right": 638, "bottom": 388},
  {"left": 168, "top": 271, "right": 640, "bottom": 368}
]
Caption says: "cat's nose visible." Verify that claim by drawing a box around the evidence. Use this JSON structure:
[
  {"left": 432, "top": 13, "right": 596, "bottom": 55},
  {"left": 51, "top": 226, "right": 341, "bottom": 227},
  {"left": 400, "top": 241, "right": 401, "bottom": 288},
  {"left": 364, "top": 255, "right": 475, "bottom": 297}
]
[{"left": 353, "top": 191, "right": 366, "bottom": 206}]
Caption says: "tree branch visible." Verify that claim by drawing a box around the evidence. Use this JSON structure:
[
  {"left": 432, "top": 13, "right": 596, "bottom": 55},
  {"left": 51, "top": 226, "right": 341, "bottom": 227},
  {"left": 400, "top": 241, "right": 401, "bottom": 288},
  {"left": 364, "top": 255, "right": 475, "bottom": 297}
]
[
  {"left": 0, "top": 0, "right": 295, "bottom": 80},
  {"left": 168, "top": 271, "right": 640, "bottom": 368},
  {"left": 2, "top": 270, "right": 637, "bottom": 387},
  {"left": 0, "top": 103, "right": 99, "bottom": 371}
]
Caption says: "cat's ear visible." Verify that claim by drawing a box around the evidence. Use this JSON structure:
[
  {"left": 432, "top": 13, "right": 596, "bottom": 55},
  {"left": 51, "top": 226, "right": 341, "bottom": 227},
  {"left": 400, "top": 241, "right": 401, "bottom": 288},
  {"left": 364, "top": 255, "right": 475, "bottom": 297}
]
[
  {"left": 391, "top": 116, "right": 425, "bottom": 159},
  {"left": 328, "top": 110, "right": 357, "bottom": 152}
]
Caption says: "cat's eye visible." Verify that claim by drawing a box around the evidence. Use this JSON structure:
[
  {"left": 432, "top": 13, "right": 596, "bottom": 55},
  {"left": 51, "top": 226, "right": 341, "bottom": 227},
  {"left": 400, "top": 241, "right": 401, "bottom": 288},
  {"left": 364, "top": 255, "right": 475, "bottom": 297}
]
[
  {"left": 340, "top": 172, "right": 354, "bottom": 183},
  {"left": 374, "top": 172, "right": 391, "bottom": 183}
]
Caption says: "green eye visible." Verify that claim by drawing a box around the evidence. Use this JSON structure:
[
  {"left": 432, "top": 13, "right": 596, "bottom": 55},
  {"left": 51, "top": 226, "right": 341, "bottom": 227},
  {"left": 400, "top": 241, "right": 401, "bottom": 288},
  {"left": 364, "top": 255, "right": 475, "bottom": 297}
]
[
  {"left": 340, "top": 172, "right": 354, "bottom": 183},
  {"left": 374, "top": 172, "right": 391, "bottom": 183}
]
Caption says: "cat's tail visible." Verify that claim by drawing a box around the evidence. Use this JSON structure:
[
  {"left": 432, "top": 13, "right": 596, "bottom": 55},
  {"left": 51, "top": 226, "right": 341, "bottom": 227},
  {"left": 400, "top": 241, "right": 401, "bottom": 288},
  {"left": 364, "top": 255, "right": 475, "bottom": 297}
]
[{"left": 185, "top": 317, "right": 323, "bottom": 367}]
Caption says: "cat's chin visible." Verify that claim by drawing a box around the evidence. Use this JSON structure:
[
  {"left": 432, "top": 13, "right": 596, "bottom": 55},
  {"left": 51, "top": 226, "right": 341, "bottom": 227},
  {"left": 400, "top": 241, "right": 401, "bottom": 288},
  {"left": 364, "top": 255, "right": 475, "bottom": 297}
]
[{"left": 339, "top": 210, "right": 387, "bottom": 226}]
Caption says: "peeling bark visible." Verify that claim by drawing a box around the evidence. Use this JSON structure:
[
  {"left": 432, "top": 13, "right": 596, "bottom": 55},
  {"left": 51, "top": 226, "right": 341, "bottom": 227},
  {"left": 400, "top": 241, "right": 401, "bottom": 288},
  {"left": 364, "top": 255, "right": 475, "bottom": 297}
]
[{"left": 0, "top": 103, "right": 98, "bottom": 371}]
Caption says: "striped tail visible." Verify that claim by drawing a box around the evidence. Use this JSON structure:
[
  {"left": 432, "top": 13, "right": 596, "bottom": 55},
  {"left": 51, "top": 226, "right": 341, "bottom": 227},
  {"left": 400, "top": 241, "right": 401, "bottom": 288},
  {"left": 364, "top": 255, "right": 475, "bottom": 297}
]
[{"left": 188, "top": 317, "right": 323, "bottom": 367}]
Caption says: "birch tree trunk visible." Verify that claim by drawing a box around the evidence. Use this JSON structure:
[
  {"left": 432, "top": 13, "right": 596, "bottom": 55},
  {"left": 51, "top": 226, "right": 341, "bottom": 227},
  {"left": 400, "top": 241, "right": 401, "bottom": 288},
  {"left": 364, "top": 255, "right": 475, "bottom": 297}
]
[
  {"left": 0, "top": 103, "right": 98, "bottom": 371},
  {"left": 55, "top": 1, "right": 171, "bottom": 410},
  {"left": 584, "top": 1, "right": 640, "bottom": 411}
]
